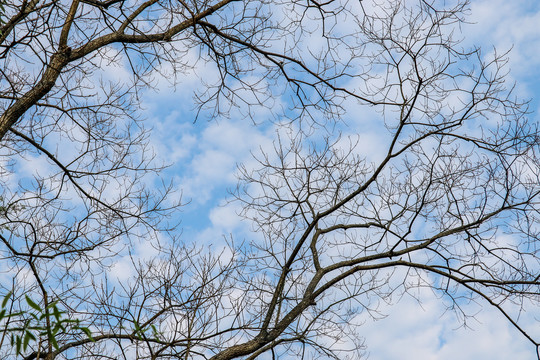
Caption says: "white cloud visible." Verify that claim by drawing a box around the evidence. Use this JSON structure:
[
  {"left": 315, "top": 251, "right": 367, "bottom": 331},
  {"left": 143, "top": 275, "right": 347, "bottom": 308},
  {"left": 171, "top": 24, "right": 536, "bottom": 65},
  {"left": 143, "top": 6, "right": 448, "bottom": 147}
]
[
  {"left": 360, "top": 289, "right": 533, "bottom": 360},
  {"left": 209, "top": 202, "right": 243, "bottom": 231},
  {"left": 465, "top": 1, "right": 540, "bottom": 96},
  {"left": 114, "top": 1, "right": 540, "bottom": 358},
  {"left": 176, "top": 119, "right": 274, "bottom": 204}
]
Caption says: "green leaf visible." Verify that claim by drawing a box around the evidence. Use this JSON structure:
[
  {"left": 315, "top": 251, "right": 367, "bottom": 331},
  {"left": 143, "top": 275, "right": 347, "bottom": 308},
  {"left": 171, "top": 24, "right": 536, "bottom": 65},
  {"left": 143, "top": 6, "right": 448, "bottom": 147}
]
[
  {"left": 15, "top": 335, "right": 22, "bottom": 355},
  {"left": 0, "top": 308, "right": 5, "bottom": 320},
  {"left": 23, "top": 331, "right": 36, "bottom": 351},
  {"left": 46, "top": 300, "right": 58, "bottom": 309},
  {"left": 52, "top": 305, "right": 61, "bottom": 321},
  {"left": 2, "top": 291, "right": 11, "bottom": 308},
  {"left": 25, "top": 295, "right": 41, "bottom": 312},
  {"left": 49, "top": 334, "right": 59, "bottom": 350},
  {"left": 78, "top": 326, "right": 95, "bottom": 341},
  {"left": 52, "top": 322, "right": 62, "bottom": 335},
  {"left": 133, "top": 320, "right": 145, "bottom": 340},
  {"left": 151, "top": 324, "right": 161, "bottom": 339}
]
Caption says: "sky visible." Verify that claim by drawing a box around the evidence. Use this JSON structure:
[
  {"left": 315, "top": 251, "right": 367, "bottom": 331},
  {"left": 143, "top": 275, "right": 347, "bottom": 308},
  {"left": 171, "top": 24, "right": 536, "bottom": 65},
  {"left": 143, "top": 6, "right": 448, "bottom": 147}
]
[{"left": 105, "top": 0, "right": 540, "bottom": 358}]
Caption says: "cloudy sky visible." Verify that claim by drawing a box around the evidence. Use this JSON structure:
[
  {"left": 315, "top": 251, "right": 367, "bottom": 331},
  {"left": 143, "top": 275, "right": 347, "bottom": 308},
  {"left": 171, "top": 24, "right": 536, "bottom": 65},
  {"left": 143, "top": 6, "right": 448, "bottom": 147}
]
[{"left": 109, "top": 0, "right": 540, "bottom": 358}]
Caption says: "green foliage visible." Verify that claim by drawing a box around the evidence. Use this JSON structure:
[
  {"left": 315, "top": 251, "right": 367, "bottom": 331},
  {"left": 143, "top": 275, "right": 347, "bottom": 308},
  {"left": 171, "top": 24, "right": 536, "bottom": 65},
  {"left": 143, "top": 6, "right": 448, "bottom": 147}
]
[
  {"left": 0, "top": 196, "right": 6, "bottom": 215},
  {"left": 0, "top": 292, "right": 94, "bottom": 356},
  {"left": 132, "top": 319, "right": 161, "bottom": 342}
]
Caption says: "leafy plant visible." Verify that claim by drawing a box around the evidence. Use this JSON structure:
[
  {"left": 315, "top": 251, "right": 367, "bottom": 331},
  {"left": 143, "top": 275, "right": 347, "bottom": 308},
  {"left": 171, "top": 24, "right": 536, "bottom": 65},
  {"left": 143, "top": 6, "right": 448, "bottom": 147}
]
[
  {"left": 132, "top": 319, "right": 161, "bottom": 342},
  {"left": 0, "top": 292, "right": 94, "bottom": 356}
]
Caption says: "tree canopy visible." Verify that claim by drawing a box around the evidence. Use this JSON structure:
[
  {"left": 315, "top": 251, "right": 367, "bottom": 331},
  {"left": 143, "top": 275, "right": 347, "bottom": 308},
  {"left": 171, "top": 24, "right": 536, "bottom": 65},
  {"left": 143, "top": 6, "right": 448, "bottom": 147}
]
[{"left": 0, "top": 0, "right": 539, "bottom": 359}]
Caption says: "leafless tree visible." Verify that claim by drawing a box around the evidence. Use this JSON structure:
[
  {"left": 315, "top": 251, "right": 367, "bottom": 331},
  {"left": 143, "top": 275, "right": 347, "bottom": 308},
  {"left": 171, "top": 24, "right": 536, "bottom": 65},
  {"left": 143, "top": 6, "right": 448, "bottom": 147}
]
[{"left": 0, "top": 0, "right": 539, "bottom": 359}]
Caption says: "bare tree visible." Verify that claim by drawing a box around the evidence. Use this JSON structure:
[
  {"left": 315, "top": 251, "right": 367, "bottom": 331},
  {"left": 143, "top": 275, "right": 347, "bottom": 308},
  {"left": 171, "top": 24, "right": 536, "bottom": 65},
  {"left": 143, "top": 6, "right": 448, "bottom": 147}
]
[{"left": 0, "top": 0, "right": 539, "bottom": 359}]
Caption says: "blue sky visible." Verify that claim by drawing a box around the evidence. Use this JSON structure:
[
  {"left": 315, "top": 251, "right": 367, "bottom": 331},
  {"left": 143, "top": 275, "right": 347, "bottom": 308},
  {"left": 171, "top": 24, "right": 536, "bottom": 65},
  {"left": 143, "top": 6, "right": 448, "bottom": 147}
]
[{"left": 100, "top": 0, "right": 540, "bottom": 358}]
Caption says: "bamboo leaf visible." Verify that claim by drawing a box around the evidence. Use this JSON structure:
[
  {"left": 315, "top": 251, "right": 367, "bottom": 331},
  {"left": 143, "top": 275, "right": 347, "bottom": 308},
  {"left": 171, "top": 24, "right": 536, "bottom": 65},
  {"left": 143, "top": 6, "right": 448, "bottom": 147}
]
[
  {"left": 25, "top": 295, "right": 41, "bottom": 312},
  {"left": 23, "top": 331, "right": 35, "bottom": 351},
  {"left": 79, "top": 326, "right": 94, "bottom": 341},
  {"left": 52, "top": 305, "right": 61, "bottom": 321},
  {"left": 50, "top": 334, "right": 59, "bottom": 350},
  {"left": 46, "top": 301, "right": 58, "bottom": 309},
  {"left": 1, "top": 291, "right": 11, "bottom": 308},
  {"left": 52, "top": 322, "right": 62, "bottom": 335},
  {"left": 15, "top": 335, "right": 22, "bottom": 355}
]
